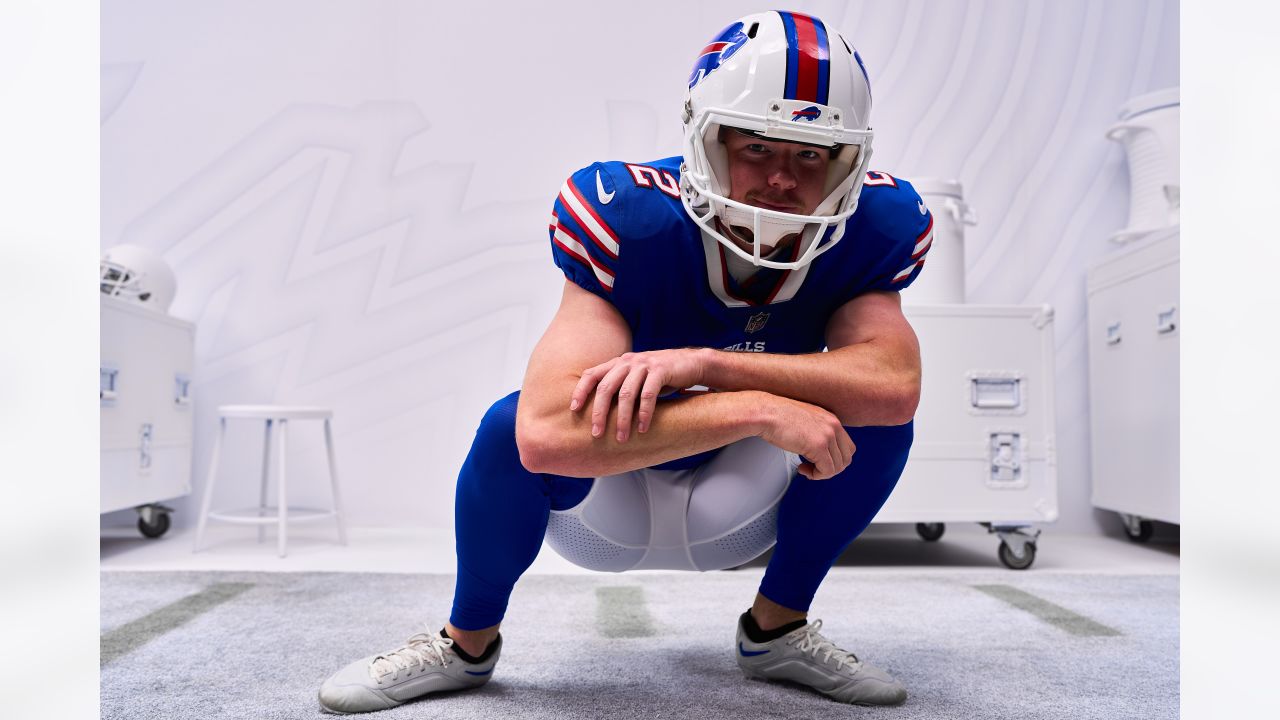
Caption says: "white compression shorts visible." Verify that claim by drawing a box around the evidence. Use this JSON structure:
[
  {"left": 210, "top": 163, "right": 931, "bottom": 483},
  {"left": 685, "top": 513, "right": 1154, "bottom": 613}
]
[{"left": 545, "top": 437, "right": 801, "bottom": 572}]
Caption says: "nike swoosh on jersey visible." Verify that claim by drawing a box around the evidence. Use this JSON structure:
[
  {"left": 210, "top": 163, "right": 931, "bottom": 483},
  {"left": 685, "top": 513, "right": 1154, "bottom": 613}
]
[
  {"left": 596, "top": 170, "right": 615, "bottom": 204},
  {"left": 738, "top": 642, "right": 770, "bottom": 657},
  {"left": 918, "top": 200, "right": 928, "bottom": 215}
]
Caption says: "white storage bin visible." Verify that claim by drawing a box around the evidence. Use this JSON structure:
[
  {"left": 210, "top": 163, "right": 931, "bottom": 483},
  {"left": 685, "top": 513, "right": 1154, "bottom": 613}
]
[
  {"left": 100, "top": 294, "right": 195, "bottom": 537},
  {"left": 1106, "top": 87, "right": 1179, "bottom": 244},
  {"left": 1086, "top": 227, "right": 1179, "bottom": 538},
  {"left": 906, "top": 178, "right": 977, "bottom": 304},
  {"left": 876, "top": 304, "right": 1058, "bottom": 568}
]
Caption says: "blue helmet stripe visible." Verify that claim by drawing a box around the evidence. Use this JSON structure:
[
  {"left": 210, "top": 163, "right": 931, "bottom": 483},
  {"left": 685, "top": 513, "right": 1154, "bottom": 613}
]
[
  {"left": 779, "top": 11, "right": 800, "bottom": 100},
  {"left": 814, "top": 18, "right": 830, "bottom": 105},
  {"left": 854, "top": 50, "right": 871, "bottom": 102}
]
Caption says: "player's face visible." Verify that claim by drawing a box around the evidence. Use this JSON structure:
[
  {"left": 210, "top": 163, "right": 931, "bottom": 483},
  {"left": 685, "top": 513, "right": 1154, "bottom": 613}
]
[
  {"left": 721, "top": 131, "right": 831, "bottom": 253},
  {"left": 723, "top": 132, "right": 830, "bottom": 214}
]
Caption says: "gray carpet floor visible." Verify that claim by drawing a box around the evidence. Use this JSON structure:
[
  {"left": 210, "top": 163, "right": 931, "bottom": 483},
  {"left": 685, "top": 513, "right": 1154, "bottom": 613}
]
[{"left": 101, "top": 570, "right": 1178, "bottom": 719}]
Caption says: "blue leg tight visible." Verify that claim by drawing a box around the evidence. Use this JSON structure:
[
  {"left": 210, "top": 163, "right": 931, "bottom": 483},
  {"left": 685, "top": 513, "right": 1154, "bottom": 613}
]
[
  {"left": 449, "top": 391, "right": 591, "bottom": 630},
  {"left": 758, "top": 421, "right": 913, "bottom": 612},
  {"left": 448, "top": 390, "right": 912, "bottom": 629}
]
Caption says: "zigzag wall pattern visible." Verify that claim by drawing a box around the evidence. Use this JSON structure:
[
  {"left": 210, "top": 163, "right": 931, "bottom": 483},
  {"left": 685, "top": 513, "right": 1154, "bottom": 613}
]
[{"left": 102, "top": 0, "right": 1178, "bottom": 533}]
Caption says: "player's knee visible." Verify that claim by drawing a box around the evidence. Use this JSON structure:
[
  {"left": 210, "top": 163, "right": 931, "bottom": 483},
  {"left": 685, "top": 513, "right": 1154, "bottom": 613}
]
[
  {"left": 467, "top": 391, "right": 522, "bottom": 467},
  {"left": 480, "top": 391, "right": 520, "bottom": 427}
]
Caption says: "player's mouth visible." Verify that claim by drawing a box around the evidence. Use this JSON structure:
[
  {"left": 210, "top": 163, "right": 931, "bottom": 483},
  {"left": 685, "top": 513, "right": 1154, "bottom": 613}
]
[{"left": 747, "top": 197, "right": 801, "bottom": 213}]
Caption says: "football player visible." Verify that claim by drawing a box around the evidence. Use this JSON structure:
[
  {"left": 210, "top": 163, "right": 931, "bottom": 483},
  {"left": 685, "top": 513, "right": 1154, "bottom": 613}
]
[{"left": 320, "top": 10, "right": 933, "bottom": 713}]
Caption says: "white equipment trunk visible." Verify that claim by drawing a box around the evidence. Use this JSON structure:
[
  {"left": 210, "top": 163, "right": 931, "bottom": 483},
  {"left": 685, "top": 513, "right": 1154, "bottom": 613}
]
[
  {"left": 100, "top": 295, "right": 195, "bottom": 515},
  {"left": 1086, "top": 227, "right": 1179, "bottom": 525},
  {"left": 876, "top": 304, "right": 1059, "bottom": 525}
]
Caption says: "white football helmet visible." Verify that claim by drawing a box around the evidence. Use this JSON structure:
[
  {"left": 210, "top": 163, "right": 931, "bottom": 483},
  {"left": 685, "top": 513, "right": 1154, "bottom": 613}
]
[
  {"left": 99, "top": 244, "right": 177, "bottom": 313},
  {"left": 681, "top": 10, "right": 875, "bottom": 269}
]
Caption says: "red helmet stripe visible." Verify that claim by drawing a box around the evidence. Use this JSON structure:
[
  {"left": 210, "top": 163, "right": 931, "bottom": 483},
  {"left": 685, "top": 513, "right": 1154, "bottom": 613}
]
[{"left": 793, "top": 14, "right": 820, "bottom": 102}]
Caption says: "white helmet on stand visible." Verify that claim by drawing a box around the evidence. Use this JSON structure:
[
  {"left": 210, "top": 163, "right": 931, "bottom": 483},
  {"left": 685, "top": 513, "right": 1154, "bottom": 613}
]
[
  {"left": 680, "top": 10, "right": 875, "bottom": 270},
  {"left": 100, "top": 244, "right": 177, "bottom": 313}
]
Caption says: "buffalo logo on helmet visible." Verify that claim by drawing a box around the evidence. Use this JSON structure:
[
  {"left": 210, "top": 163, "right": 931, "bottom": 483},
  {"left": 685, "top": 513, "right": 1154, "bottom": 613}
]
[
  {"left": 688, "top": 22, "right": 751, "bottom": 89},
  {"left": 744, "top": 312, "right": 770, "bottom": 334},
  {"left": 791, "top": 105, "right": 821, "bottom": 122}
]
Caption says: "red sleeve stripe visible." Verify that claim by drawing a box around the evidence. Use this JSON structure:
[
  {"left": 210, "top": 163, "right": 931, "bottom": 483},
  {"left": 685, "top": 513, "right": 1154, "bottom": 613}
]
[
  {"left": 912, "top": 215, "right": 934, "bottom": 259},
  {"left": 559, "top": 178, "right": 620, "bottom": 259},
  {"left": 552, "top": 222, "right": 615, "bottom": 291},
  {"left": 916, "top": 211, "right": 936, "bottom": 248},
  {"left": 911, "top": 234, "right": 933, "bottom": 260}
]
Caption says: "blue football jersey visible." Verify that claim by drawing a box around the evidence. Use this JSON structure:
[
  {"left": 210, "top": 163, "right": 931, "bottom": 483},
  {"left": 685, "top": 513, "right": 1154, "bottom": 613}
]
[{"left": 548, "top": 156, "right": 933, "bottom": 356}]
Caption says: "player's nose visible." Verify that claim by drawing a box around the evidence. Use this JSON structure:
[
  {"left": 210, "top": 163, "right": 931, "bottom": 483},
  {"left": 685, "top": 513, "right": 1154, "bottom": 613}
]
[{"left": 766, "top": 163, "right": 798, "bottom": 190}]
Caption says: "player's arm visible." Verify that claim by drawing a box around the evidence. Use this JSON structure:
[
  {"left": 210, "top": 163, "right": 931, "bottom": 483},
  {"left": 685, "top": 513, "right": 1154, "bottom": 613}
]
[
  {"left": 575, "top": 290, "right": 919, "bottom": 430},
  {"left": 693, "top": 180, "right": 929, "bottom": 424},
  {"left": 516, "top": 281, "right": 784, "bottom": 478},
  {"left": 700, "top": 289, "right": 922, "bottom": 426}
]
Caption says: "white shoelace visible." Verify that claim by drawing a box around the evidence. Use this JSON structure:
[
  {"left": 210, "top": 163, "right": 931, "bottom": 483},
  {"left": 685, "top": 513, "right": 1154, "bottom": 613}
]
[
  {"left": 368, "top": 629, "right": 455, "bottom": 683},
  {"left": 786, "top": 619, "right": 862, "bottom": 673}
]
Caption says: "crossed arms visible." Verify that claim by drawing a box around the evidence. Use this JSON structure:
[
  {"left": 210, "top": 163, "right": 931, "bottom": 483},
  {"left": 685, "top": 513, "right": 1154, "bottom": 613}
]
[{"left": 515, "top": 280, "right": 921, "bottom": 480}]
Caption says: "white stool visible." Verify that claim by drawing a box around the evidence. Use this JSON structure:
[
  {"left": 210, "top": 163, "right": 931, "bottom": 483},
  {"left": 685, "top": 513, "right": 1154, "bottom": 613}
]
[{"left": 193, "top": 405, "right": 348, "bottom": 557}]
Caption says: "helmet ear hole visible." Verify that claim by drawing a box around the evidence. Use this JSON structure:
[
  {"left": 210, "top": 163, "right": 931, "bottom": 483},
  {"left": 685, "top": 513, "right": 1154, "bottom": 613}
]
[{"left": 747, "top": 22, "right": 759, "bottom": 38}]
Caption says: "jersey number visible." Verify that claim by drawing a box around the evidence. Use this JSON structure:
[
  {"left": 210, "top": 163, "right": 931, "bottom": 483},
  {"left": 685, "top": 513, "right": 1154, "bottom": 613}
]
[
  {"left": 863, "top": 170, "right": 898, "bottom": 187},
  {"left": 626, "top": 164, "right": 680, "bottom": 198}
]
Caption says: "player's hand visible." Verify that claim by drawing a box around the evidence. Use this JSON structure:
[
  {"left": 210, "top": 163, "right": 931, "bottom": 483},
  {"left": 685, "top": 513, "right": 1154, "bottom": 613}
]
[
  {"left": 756, "top": 396, "right": 856, "bottom": 480},
  {"left": 570, "top": 348, "right": 707, "bottom": 442}
]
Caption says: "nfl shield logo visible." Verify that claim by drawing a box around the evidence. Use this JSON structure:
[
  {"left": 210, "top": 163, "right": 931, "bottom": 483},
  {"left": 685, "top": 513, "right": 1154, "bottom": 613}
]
[{"left": 744, "top": 312, "right": 770, "bottom": 334}]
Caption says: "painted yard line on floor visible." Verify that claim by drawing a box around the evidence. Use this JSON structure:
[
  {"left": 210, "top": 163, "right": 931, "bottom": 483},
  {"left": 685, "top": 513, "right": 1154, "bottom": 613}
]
[
  {"left": 972, "top": 584, "right": 1122, "bottom": 637},
  {"left": 596, "top": 585, "right": 657, "bottom": 638},
  {"left": 100, "top": 582, "right": 255, "bottom": 665}
]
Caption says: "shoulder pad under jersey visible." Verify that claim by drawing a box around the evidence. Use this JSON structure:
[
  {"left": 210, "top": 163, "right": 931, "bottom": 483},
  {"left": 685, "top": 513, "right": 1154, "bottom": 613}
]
[
  {"left": 854, "top": 171, "right": 935, "bottom": 292},
  {"left": 546, "top": 158, "right": 685, "bottom": 299}
]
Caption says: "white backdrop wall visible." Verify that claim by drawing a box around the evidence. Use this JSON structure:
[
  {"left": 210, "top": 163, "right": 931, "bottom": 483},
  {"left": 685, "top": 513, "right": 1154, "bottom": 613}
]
[{"left": 101, "top": 0, "right": 1179, "bottom": 535}]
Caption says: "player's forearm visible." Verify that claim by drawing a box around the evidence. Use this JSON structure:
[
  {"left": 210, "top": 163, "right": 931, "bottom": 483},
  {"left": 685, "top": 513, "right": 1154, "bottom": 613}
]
[
  {"left": 698, "top": 342, "right": 920, "bottom": 427},
  {"left": 516, "top": 389, "right": 772, "bottom": 478}
]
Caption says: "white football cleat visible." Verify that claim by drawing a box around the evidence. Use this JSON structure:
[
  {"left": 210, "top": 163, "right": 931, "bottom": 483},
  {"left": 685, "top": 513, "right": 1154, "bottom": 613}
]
[
  {"left": 736, "top": 615, "right": 906, "bottom": 706},
  {"left": 318, "top": 627, "right": 500, "bottom": 714}
]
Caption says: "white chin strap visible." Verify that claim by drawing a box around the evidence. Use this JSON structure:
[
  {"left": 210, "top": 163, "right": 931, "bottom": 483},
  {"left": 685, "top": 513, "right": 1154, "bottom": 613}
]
[{"left": 720, "top": 204, "right": 806, "bottom": 254}]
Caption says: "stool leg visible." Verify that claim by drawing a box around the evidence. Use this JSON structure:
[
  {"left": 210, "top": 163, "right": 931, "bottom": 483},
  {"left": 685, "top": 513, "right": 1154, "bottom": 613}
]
[
  {"left": 258, "top": 419, "right": 274, "bottom": 544},
  {"left": 193, "top": 417, "right": 227, "bottom": 553},
  {"left": 323, "top": 418, "right": 349, "bottom": 546},
  {"left": 277, "top": 419, "right": 289, "bottom": 558}
]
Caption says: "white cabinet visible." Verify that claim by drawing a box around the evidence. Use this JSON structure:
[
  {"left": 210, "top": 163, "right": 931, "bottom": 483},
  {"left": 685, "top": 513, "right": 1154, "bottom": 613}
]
[
  {"left": 1086, "top": 228, "right": 1179, "bottom": 533},
  {"left": 877, "top": 304, "right": 1059, "bottom": 568},
  {"left": 100, "top": 295, "right": 195, "bottom": 537}
]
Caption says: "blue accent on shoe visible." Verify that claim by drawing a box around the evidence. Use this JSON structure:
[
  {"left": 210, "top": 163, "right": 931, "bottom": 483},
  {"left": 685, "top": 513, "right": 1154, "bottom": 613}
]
[
  {"left": 464, "top": 668, "right": 493, "bottom": 676},
  {"left": 739, "top": 642, "right": 770, "bottom": 657}
]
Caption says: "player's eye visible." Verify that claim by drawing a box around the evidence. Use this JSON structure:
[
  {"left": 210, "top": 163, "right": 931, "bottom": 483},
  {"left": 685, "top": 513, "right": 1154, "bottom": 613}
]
[
  {"left": 797, "top": 149, "right": 821, "bottom": 160},
  {"left": 746, "top": 143, "right": 769, "bottom": 154}
]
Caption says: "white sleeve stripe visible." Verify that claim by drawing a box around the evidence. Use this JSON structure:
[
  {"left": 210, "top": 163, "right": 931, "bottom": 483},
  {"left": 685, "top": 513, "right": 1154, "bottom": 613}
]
[
  {"left": 912, "top": 231, "right": 933, "bottom": 259},
  {"left": 554, "top": 226, "right": 615, "bottom": 289},
  {"left": 559, "top": 180, "right": 620, "bottom": 258},
  {"left": 892, "top": 259, "right": 923, "bottom": 283}
]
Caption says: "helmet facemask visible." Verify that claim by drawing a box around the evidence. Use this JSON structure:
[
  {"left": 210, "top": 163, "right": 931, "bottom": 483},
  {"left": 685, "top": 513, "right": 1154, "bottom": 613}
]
[
  {"left": 681, "top": 114, "right": 873, "bottom": 270},
  {"left": 99, "top": 244, "right": 177, "bottom": 312}
]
